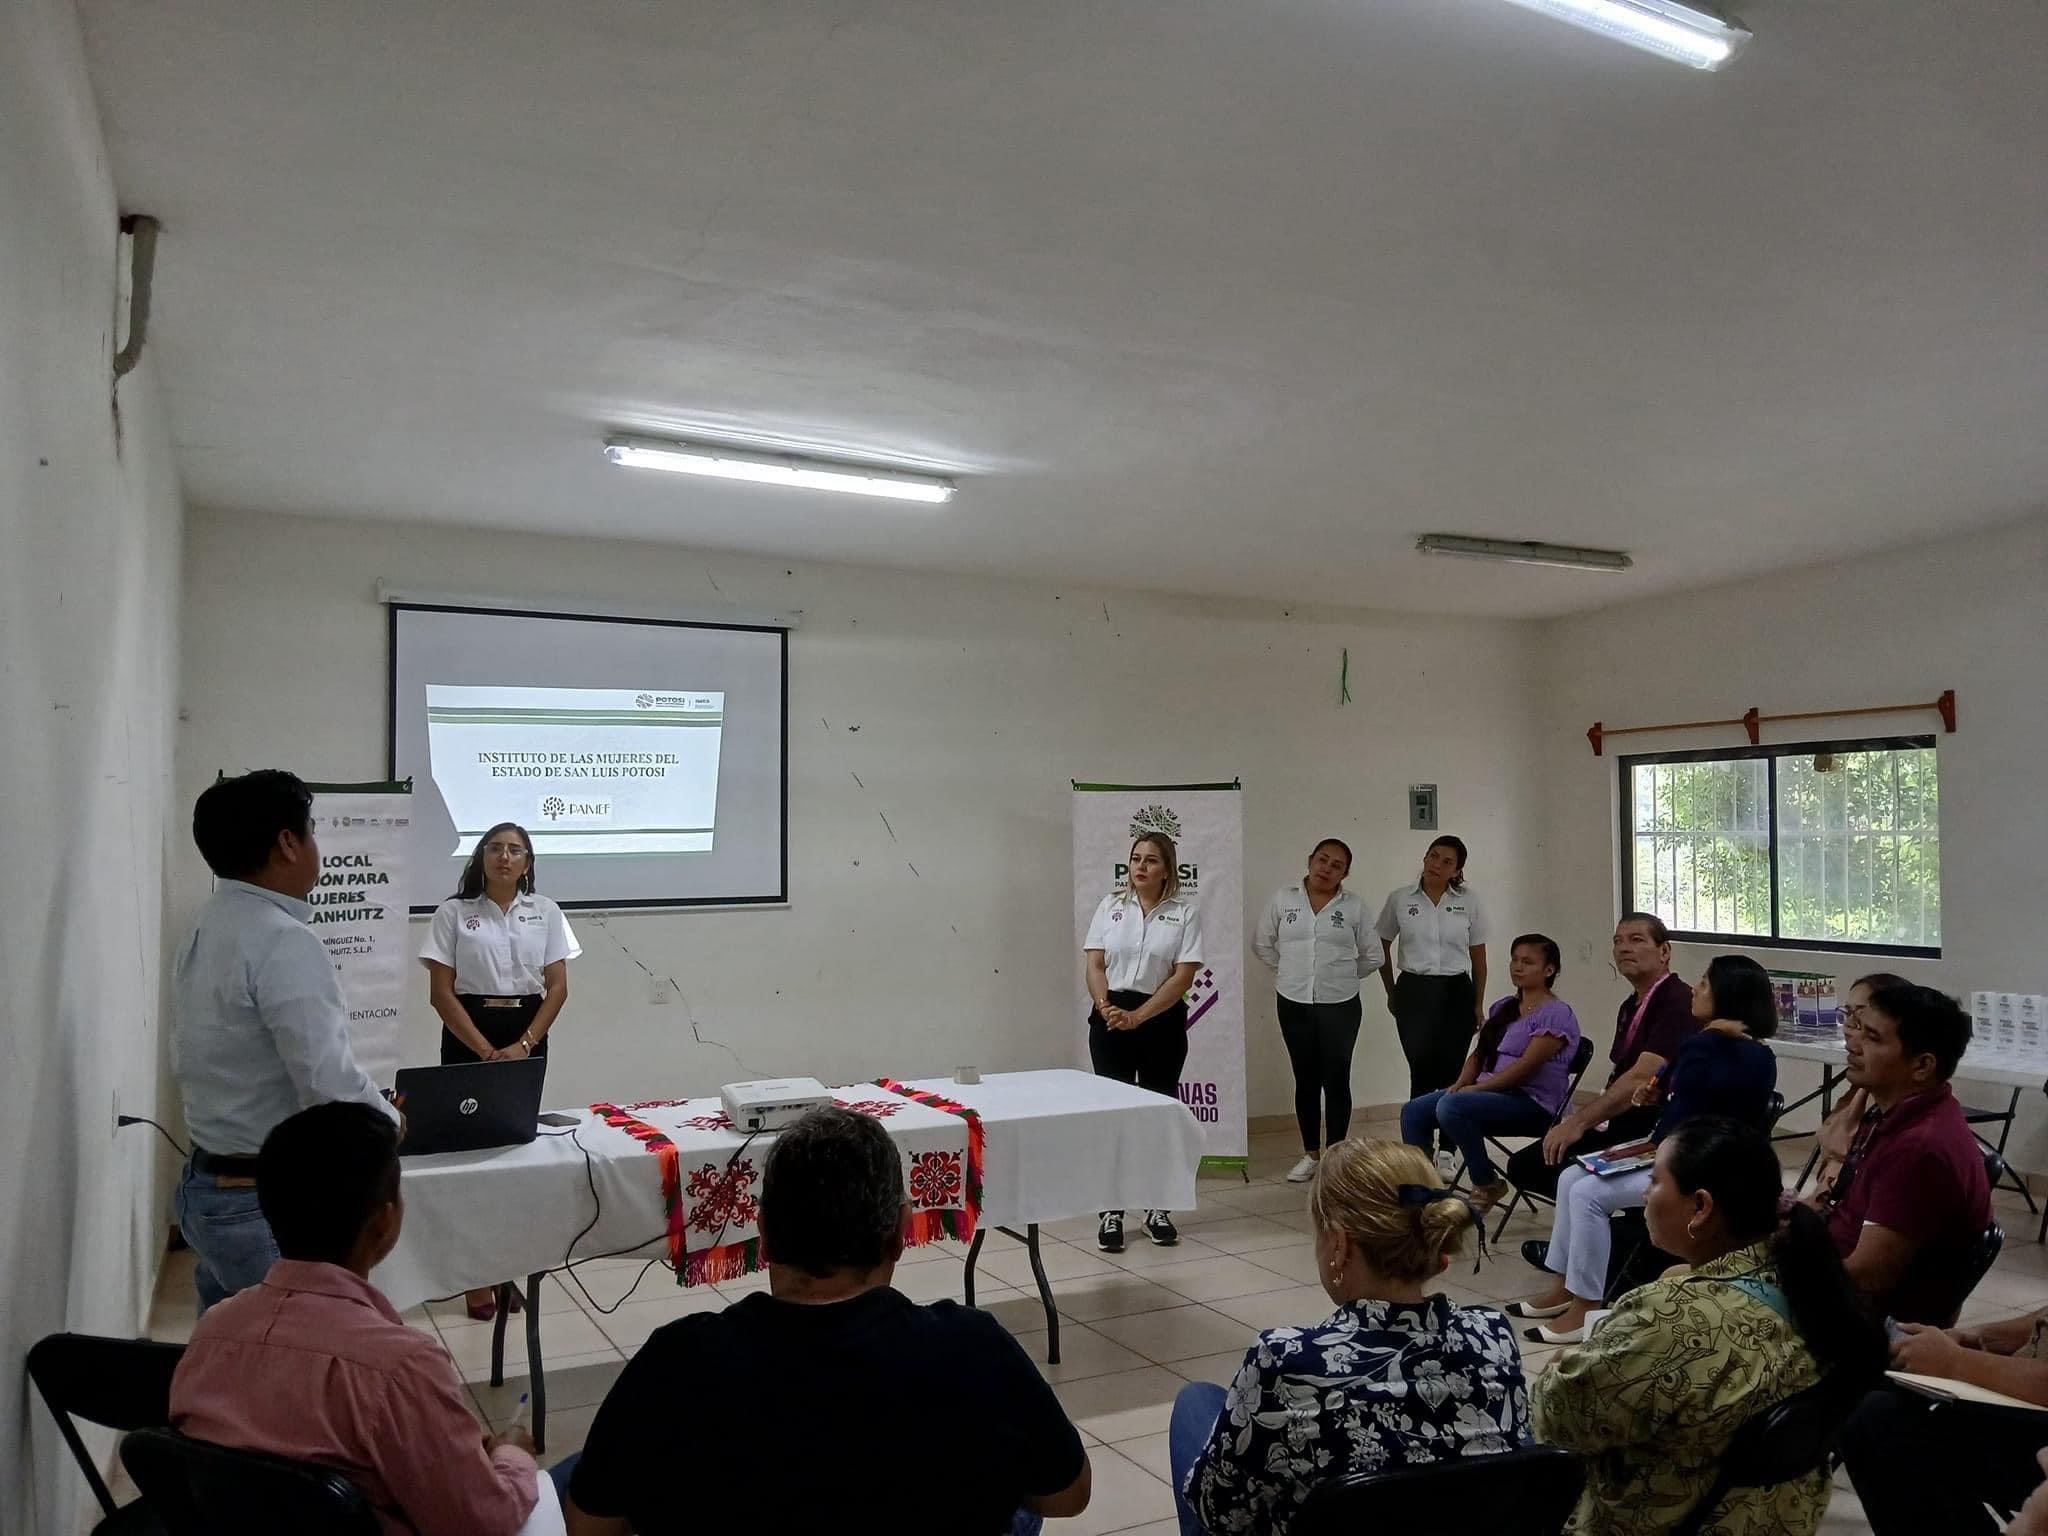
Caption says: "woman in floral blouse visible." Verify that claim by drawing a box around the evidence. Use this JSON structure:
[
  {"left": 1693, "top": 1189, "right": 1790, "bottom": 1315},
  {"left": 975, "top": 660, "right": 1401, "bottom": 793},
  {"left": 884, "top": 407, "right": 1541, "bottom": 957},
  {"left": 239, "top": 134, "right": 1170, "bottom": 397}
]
[
  {"left": 1170, "top": 1139, "right": 1528, "bottom": 1535},
  {"left": 1529, "top": 1115, "right": 1885, "bottom": 1535}
]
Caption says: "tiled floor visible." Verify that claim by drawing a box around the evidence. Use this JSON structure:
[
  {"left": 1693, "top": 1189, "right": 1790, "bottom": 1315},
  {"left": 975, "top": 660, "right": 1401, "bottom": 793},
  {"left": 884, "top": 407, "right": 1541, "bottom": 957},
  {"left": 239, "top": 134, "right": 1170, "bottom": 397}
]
[{"left": 139, "top": 1114, "right": 2048, "bottom": 1534}]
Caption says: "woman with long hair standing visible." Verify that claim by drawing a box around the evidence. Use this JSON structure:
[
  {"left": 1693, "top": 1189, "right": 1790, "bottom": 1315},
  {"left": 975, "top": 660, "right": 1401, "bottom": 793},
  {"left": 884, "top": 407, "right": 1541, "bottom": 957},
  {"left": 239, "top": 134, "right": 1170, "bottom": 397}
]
[
  {"left": 419, "top": 821, "right": 580, "bottom": 1317},
  {"left": 1376, "top": 836, "right": 1490, "bottom": 1128},
  {"left": 1082, "top": 830, "right": 1203, "bottom": 1253},
  {"left": 1531, "top": 1115, "right": 1885, "bottom": 1535},
  {"left": 1253, "top": 838, "right": 1383, "bottom": 1183}
]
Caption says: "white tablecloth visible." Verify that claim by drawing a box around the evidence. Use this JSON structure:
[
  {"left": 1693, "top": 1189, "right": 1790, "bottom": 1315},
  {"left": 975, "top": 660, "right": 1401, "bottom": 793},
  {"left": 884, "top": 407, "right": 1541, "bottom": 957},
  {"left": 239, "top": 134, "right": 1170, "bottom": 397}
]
[
  {"left": 373, "top": 1068, "right": 1202, "bottom": 1311},
  {"left": 1768, "top": 1034, "right": 2048, "bottom": 1092}
]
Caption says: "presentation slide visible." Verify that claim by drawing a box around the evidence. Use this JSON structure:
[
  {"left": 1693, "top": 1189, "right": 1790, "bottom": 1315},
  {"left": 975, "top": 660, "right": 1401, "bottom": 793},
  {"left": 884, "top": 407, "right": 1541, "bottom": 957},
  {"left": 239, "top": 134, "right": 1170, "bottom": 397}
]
[
  {"left": 425, "top": 685, "right": 725, "bottom": 857},
  {"left": 391, "top": 603, "right": 787, "bottom": 911}
]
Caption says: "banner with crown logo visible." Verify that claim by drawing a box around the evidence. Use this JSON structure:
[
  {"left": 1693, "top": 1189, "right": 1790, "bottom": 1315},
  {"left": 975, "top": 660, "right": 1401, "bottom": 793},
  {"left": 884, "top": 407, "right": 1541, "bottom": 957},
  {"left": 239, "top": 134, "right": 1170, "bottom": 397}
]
[{"left": 1071, "top": 782, "right": 1246, "bottom": 1169}]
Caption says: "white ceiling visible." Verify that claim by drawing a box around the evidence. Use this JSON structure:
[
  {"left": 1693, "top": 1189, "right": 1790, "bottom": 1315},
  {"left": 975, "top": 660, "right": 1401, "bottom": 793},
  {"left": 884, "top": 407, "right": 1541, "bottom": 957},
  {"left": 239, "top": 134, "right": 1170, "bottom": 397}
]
[{"left": 76, "top": 0, "right": 2048, "bottom": 617}]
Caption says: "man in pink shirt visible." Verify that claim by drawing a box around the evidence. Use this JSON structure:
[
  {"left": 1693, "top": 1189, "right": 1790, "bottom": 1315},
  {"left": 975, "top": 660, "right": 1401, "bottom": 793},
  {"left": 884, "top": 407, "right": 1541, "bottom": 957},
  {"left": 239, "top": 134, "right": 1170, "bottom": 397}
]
[{"left": 171, "top": 1101, "right": 544, "bottom": 1535}]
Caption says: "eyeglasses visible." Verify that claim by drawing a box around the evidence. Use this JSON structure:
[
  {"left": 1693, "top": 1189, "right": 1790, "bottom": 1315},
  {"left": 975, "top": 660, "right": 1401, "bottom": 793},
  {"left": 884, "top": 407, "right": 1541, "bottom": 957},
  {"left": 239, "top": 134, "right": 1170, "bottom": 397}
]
[{"left": 481, "top": 842, "right": 529, "bottom": 859}]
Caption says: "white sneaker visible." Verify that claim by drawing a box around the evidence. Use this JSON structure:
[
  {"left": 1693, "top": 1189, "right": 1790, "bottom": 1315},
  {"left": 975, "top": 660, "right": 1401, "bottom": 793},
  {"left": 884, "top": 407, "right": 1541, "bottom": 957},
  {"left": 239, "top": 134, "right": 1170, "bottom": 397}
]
[
  {"left": 1286, "top": 1155, "right": 1318, "bottom": 1183},
  {"left": 1435, "top": 1150, "right": 1460, "bottom": 1183}
]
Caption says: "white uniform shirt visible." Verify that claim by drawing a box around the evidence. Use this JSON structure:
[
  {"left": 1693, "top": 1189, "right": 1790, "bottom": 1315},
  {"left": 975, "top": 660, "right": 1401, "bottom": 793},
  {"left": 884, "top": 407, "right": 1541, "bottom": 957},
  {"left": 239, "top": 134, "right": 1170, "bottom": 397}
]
[
  {"left": 1253, "top": 885, "right": 1383, "bottom": 1004},
  {"left": 419, "top": 891, "right": 581, "bottom": 995},
  {"left": 1374, "top": 881, "right": 1488, "bottom": 977},
  {"left": 172, "top": 880, "right": 400, "bottom": 1155},
  {"left": 1084, "top": 891, "right": 1204, "bottom": 993}
]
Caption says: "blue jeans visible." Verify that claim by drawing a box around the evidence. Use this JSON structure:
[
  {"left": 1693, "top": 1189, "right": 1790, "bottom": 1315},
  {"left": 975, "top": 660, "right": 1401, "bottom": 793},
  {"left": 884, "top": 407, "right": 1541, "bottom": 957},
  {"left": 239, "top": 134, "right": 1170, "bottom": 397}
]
[
  {"left": 1168, "top": 1380, "right": 1227, "bottom": 1536},
  {"left": 1400, "top": 1090, "right": 1554, "bottom": 1186},
  {"left": 174, "top": 1160, "right": 280, "bottom": 1313},
  {"left": 546, "top": 1452, "right": 1041, "bottom": 1533}
]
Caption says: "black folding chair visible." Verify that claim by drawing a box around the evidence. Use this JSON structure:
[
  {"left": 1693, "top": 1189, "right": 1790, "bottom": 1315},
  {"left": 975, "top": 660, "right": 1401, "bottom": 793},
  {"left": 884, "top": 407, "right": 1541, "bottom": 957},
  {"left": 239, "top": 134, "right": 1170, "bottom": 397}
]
[
  {"left": 1293, "top": 1444, "right": 1584, "bottom": 1536},
  {"left": 1478, "top": 1037, "right": 1599, "bottom": 1244},
  {"left": 1926, "top": 1220, "right": 2004, "bottom": 1329},
  {"left": 1669, "top": 1369, "right": 1874, "bottom": 1536},
  {"left": 1963, "top": 1088, "right": 2037, "bottom": 1214},
  {"left": 120, "top": 1428, "right": 379, "bottom": 1536},
  {"left": 25, "top": 1333, "right": 185, "bottom": 1534}
]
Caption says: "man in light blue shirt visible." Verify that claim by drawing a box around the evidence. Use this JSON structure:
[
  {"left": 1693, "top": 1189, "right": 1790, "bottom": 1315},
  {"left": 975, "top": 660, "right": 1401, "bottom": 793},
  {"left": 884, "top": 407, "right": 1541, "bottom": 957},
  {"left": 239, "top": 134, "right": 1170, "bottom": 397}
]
[{"left": 172, "top": 769, "right": 399, "bottom": 1310}]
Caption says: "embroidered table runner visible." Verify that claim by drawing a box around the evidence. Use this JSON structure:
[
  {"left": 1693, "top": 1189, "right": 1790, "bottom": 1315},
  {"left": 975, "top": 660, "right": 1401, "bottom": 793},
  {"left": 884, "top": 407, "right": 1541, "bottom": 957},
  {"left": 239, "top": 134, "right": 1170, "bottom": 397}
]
[{"left": 589, "top": 1080, "right": 983, "bottom": 1285}]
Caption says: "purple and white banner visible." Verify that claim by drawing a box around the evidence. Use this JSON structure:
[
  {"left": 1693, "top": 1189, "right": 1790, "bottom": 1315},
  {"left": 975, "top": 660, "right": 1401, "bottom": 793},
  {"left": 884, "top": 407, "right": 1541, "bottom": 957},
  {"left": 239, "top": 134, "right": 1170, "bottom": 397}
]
[{"left": 1072, "top": 783, "right": 1246, "bottom": 1167}]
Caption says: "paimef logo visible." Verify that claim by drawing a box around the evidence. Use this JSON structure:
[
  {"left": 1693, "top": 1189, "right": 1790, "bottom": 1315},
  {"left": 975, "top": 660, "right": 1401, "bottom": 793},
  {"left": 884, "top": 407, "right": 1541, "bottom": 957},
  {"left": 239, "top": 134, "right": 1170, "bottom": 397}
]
[
  {"left": 634, "top": 693, "right": 655, "bottom": 708},
  {"left": 541, "top": 795, "right": 568, "bottom": 820}
]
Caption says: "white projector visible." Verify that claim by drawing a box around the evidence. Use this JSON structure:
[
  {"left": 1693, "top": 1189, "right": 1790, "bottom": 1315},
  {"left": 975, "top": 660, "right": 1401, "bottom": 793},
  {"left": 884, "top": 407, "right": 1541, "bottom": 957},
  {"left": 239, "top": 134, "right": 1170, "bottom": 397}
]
[{"left": 719, "top": 1077, "right": 834, "bottom": 1133}]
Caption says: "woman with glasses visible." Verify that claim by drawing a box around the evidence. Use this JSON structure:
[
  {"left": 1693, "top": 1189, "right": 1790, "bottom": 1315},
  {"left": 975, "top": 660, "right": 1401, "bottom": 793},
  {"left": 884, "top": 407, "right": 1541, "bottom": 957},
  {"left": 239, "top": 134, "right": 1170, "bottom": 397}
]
[{"left": 420, "top": 821, "right": 581, "bottom": 1317}]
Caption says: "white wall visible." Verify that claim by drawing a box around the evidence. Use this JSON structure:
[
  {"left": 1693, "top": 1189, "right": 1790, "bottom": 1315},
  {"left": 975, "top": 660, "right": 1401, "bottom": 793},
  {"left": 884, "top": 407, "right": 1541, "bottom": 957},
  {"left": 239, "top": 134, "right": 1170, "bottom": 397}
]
[
  {"left": 1, "top": 0, "right": 186, "bottom": 1529},
  {"left": 1538, "top": 517, "right": 2048, "bottom": 1173},
  {"left": 176, "top": 509, "right": 1545, "bottom": 1128}
]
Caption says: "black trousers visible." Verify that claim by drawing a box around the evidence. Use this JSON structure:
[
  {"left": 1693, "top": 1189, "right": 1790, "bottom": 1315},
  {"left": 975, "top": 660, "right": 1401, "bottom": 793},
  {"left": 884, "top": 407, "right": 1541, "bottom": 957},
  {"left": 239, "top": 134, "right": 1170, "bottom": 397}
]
[
  {"left": 1276, "top": 993, "right": 1363, "bottom": 1152},
  {"left": 442, "top": 993, "right": 546, "bottom": 1064},
  {"left": 1391, "top": 972, "right": 1476, "bottom": 1099},
  {"left": 1503, "top": 1107, "right": 1657, "bottom": 1203},
  {"left": 1088, "top": 990, "right": 1190, "bottom": 1098},
  {"left": 1840, "top": 1384, "right": 2046, "bottom": 1534}
]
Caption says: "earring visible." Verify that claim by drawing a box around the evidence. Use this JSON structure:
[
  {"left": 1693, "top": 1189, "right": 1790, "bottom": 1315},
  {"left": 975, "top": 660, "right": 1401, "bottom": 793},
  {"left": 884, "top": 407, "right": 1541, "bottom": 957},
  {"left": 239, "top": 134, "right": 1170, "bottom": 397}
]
[{"left": 1686, "top": 1221, "right": 1703, "bottom": 1240}]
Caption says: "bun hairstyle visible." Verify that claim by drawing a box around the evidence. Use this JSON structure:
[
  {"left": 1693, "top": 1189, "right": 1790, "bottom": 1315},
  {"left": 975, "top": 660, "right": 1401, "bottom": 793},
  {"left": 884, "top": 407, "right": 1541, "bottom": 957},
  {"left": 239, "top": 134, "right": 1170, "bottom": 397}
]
[
  {"left": 1310, "top": 1139, "right": 1474, "bottom": 1283},
  {"left": 1426, "top": 835, "right": 1469, "bottom": 893}
]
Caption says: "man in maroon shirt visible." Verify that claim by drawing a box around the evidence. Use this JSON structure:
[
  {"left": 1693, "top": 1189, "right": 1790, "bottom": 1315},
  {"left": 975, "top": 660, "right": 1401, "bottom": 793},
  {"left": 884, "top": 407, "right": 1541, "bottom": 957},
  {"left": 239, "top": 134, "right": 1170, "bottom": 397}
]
[
  {"left": 1505, "top": 913, "right": 1699, "bottom": 1205},
  {"left": 1818, "top": 982, "right": 1991, "bottom": 1323}
]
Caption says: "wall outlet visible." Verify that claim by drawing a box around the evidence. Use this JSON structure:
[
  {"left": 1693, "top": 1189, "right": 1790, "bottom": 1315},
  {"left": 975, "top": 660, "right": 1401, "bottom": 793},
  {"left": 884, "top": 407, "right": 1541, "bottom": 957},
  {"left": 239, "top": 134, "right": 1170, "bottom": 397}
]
[{"left": 648, "top": 974, "right": 670, "bottom": 1005}]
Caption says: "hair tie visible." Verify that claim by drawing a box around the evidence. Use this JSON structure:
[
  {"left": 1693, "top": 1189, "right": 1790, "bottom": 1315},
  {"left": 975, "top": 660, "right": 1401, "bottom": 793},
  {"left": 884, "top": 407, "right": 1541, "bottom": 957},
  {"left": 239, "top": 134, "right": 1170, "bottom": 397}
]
[{"left": 1396, "top": 1183, "right": 1490, "bottom": 1273}]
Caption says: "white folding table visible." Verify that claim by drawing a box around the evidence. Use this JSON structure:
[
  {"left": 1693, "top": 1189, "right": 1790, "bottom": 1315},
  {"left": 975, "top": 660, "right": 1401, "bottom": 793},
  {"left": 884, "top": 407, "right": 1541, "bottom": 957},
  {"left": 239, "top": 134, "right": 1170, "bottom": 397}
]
[{"left": 372, "top": 1068, "right": 1203, "bottom": 1449}]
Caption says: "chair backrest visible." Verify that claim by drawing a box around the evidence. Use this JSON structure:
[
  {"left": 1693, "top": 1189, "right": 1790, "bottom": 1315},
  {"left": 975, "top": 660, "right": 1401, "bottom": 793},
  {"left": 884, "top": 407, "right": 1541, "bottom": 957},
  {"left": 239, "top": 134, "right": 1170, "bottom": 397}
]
[
  {"left": 1756, "top": 1090, "right": 1787, "bottom": 1133},
  {"left": 1669, "top": 1369, "right": 1873, "bottom": 1536},
  {"left": 1941, "top": 1222, "right": 2005, "bottom": 1328},
  {"left": 26, "top": 1333, "right": 186, "bottom": 1515},
  {"left": 120, "top": 1428, "right": 381, "bottom": 1536},
  {"left": 1564, "top": 1036, "right": 1598, "bottom": 1095},
  {"left": 1293, "top": 1444, "right": 1586, "bottom": 1536}
]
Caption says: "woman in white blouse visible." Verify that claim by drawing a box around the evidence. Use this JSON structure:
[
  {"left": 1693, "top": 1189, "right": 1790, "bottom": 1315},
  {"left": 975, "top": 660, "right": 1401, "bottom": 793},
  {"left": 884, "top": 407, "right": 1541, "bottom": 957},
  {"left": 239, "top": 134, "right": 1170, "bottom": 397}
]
[
  {"left": 420, "top": 821, "right": 580, "bottom": 1318},
  {"left": 1375, "top": 836, "right": 1489, "bottom": 1136},
  {"left": 1253, "top": 838, "right": 1383, "bottom": 1184},
  {"left": 1082, "top": 830, "right": 1203, "bottom": 1254}
]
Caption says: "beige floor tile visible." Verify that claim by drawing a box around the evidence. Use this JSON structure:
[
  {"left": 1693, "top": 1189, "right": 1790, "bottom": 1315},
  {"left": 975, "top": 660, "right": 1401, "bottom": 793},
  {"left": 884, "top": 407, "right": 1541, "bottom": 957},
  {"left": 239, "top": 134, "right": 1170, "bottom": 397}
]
[
  {"left": 1010, "top": 1324, "right": 1152, "bottom": 1384},
  {"left": 557, "top": 1258, "right": 677, "bottom": 1311},
  {"left": 1046, "top": 1272, "right": 1194, "bottom": 1323},
  {"left": 1206, "top": 1181, "right": 1314, "bottom": 1218},
  {"left": 1089, "top": 1305, "right": 1259, "bottom": 1364},
  {"left": 1147, "top": 1254, "right": 1305, "bottom": 1304},
  {"left": 1112, "top": 1431, "right": 1173, "bottom": 1482},
  {"left": 1266, "top": 1209, "right": 1318, "bottom": 1234},
  {"left": 1204, "top": 1285, "right": 1337, "bottom": 1332},
  {"left": 1242, "top": 1244, "right": 1324, "bottom": 1287},
  {"left": 979, "top": 1291, "right": 1061, "bottom": 1334},
  {"left": 1169, "top": 1351, "right": 1248, "bottom": 1387},
  {"left": 592, "top": 1288, "right": 728, "bottom": 1351},
  {"left": 713, "top": 1270, "right": 772, "bottom": 1299},
  {"left": 977, "top": 1242, "right": 1119, "bottom": 1287},
  {"left": 1161, "top": 1216, "right": 1298, "bottom": 1256},
  {"left": 890, "top": 1260, "right": 986, "bottom": 1305},
  {"left": 427, "top": 1275, "right": 583, "bottom": 1325},
  {"left": 532, "top": 1403, "right": 602, "bottom": 1464},
  {"left": 1063, "top": 1444, "right": 1177, "bottom": 1535},
  {"left": 1053, "top": 1365, "right": 1188, "bottom": 1442},
  {"left": 1099, "top": 1236, "right": 1225, "bottom": 1271},
  {"left": 471, "top": 1355, "right": 628, "bottom": 1425},
  {"left": 441, "top": 1308, "right": 617, "bottom": 1379}
]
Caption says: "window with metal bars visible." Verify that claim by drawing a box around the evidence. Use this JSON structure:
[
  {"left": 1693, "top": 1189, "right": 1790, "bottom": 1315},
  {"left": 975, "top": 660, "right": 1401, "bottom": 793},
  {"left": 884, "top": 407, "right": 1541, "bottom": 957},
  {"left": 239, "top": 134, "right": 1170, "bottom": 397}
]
[{"left": 1620, "top": 736, "right": 1940, "bottom": 956}]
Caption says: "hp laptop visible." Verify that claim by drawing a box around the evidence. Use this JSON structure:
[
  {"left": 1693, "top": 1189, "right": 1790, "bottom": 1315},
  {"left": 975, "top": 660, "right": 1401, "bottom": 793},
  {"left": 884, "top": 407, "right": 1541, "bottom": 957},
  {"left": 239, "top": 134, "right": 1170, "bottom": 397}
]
[{"left": 393, "top": 1055, "right": 548, "bottom": 1156}]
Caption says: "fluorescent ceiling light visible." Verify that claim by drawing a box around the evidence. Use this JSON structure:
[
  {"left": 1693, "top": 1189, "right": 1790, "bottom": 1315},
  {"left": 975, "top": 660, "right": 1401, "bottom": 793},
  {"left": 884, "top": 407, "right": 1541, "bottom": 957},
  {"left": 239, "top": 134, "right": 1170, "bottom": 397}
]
[
  {"left": 1416, "top": 534, "right": 1634, "bottom": 572},
  {"left": 604, "top": 435, "right": 955, "bottom": 504},
  {"left": 1492, "top": 0, "right": 1752, "bottom": 70}
]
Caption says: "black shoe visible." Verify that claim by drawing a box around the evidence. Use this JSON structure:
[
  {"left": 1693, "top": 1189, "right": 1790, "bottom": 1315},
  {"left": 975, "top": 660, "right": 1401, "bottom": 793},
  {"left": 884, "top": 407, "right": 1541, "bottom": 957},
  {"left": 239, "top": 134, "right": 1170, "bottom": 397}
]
[
  {"left": 1097, "top": 1211, "right": 1125, "bottom": 1252},
  {"left": 1144, "top": 1210, "right": 1179, "bottom": 1246},
  {"left": 1522, "top": 1239, "right": 1550, "bottom": 1271}
]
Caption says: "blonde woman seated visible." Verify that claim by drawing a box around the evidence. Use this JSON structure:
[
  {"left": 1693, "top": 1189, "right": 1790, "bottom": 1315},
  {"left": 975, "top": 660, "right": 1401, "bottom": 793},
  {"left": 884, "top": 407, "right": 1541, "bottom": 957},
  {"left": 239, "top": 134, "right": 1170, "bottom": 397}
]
[
  {"left": 1170, "top": 1140, "right": 1528, "bottom": 1535},
  {"left": 1530, "top": 1116, "right": 1885, "bottom": 1536}
]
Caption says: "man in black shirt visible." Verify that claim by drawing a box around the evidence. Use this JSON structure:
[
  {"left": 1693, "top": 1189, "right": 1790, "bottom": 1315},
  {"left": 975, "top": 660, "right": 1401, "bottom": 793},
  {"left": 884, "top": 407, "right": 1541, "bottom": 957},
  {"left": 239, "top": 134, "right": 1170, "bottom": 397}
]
[{"left": 565, "top": 1107, "right": 1092, "bottom": 1535}]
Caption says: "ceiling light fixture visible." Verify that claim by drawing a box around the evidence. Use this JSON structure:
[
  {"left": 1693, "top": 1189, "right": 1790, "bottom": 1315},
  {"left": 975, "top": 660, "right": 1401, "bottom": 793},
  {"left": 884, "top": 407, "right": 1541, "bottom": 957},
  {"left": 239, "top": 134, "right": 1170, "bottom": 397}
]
[
  {"left": 1416, "top": 534, "right": 1634, "bottom": 572},
  {"left": 603, "top": 435, "right": 956, "bottom": 504},
  {"left": 1492, "top": 0, "right": 1752, "bottom": 70}
]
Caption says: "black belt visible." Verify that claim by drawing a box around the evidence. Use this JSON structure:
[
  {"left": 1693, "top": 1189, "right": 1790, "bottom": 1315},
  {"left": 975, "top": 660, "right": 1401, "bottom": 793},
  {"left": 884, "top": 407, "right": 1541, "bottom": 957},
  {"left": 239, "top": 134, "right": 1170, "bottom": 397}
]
[{"left": 193, "top": 1147, "right": 261, "bottom": 1178}]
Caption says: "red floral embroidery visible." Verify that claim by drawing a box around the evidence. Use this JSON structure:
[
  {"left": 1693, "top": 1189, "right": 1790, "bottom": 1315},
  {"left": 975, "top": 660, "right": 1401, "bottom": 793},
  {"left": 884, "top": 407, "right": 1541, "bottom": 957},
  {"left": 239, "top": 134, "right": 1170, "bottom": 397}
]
[
  {"left": 685, "top": 1160, "right": 759, "bottom": 1234},
  {"left": 681, "top": 1112, "right": 734, "bottom": 1130},
  {"left": 836, "top": 1099, "right": 903, "bottom": 1119},
  {"left": 625, "top": 1097, "right": 692, "bottom": 1112},
  {"left": 907, "top": 1150, "right": 963, "bottom": 1210}
]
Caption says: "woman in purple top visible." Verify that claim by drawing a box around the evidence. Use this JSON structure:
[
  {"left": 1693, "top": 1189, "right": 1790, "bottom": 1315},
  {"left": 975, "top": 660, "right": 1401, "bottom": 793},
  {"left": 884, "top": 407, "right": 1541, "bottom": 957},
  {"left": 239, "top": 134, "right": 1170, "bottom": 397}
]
[{"left": 1400, "top": 935, "right": 1580, "bottom": 1211}]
